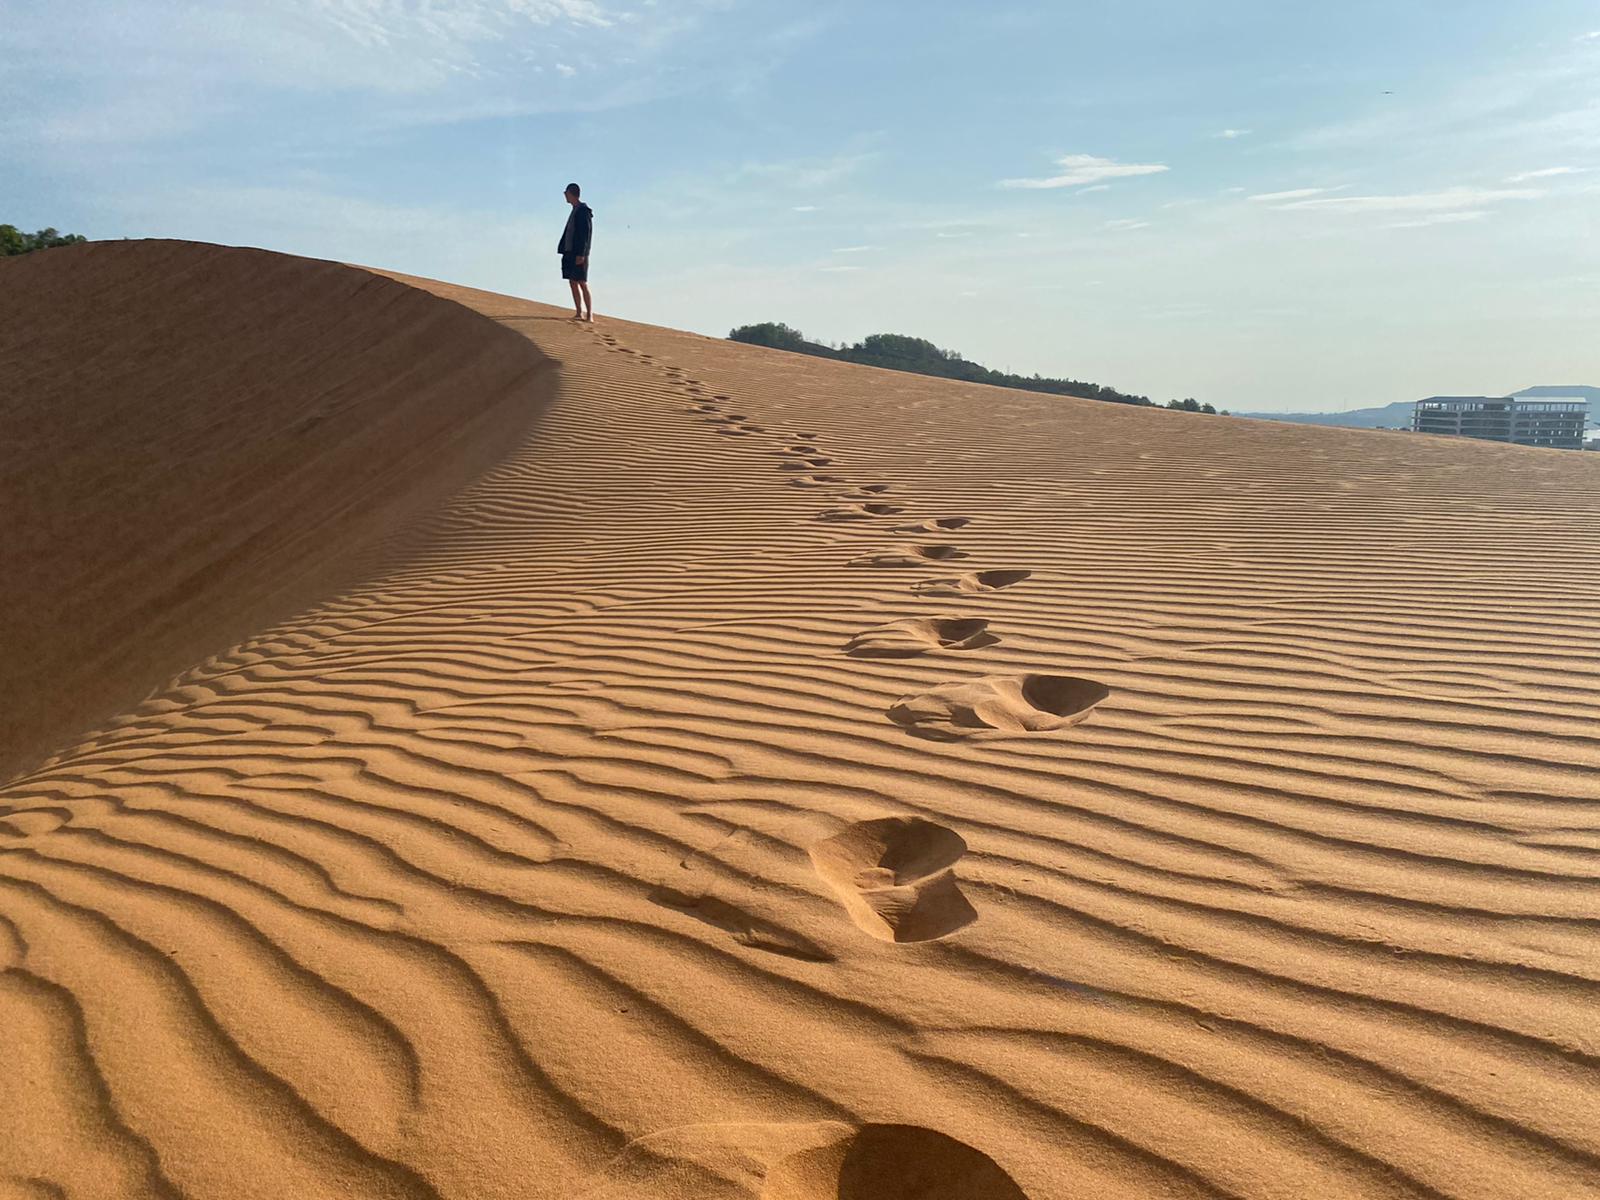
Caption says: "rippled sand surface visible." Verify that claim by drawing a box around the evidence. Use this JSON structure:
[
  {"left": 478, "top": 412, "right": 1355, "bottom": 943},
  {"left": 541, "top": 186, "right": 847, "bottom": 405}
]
[{"left": 3, "top": 240, "right": 1599, "bottom": 1200}]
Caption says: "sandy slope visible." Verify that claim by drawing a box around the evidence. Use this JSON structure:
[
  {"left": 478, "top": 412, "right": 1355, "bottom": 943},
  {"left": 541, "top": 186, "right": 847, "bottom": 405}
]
[{"left": 3, "top": 241, "right": 1599, "bottom": 1200}]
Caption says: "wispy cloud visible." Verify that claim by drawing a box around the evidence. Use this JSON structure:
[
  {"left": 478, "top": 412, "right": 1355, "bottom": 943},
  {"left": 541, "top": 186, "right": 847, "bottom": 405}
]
[
  {"left": 1386, "top": 211, "right": 1491, "bottom": 229},
  {"left": 1271, "top": 186, "right": 1543, "bottom": 213},
  {"left": 1505, "top": 165, "right": 1587, "bottom": 182},
  {"left": 792, "top": 204, "right": 819, "bottom": 212},
  {"left": 0, "top": 0, "right": 731, "bottom": 148},
  {"left": 737, "top": 152, "right": 875, "bottom": 190},
  {"left": 1249, "top": 186, "right": 1341, "bottom": 203},
  {"left": 999, "top": 153, "right": 1168, "bottom": 190},
  {"left": 1105, "top": 218, "right": 1150, "bottom": 230},
  {"left": 832, "top": 245, "right": 874, "bottom": 254},
  {"left": 1213, "top": 129, "right": 1251, "bottom": 139}
]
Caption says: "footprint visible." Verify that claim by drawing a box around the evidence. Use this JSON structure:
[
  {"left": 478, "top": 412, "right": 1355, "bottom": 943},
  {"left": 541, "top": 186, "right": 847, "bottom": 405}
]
[
  {"left": 741, "top": 425, "right": 766, "bottom": 433},
  {"left": 818, "top": 503, "right": 908, "bottom": 522},
  {"left": 580, "top": 1120, "right": 1028, "bottom": 1200},
  {"left": 790, "top": 474, "right": 846, "bottom": 487},
  {"left": 888, "top": 674, "right": 1109, "bottom": 741},
  {"left": 857, "top": 483, "right": 891, "bottom": 494},
  {"left": 850, "top": 544, "right": 968, "bottom": 568},
  {"left": 894, "top": 516, "right": 972, "bottom": 534},
  {"left": 809, "top": 818, "right": 977, "bottom": 943},
  {"left": 765, "top": 1124, "right": 1029, "bottom": 1200},
  {"left": 844, "top": 618, "right": 997, "bottom": 658},
  {"left": 911, "top": 569, "right": 1031, "bottom": 596},
  {"left": 793, "top": 432, "right": 819, "bottom": 440}
]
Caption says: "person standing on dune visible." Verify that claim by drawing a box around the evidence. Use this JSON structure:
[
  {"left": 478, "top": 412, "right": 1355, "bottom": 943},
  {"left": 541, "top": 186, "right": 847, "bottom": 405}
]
[{"left": 559, "top": 182, "right": 594, "bottom": 322}]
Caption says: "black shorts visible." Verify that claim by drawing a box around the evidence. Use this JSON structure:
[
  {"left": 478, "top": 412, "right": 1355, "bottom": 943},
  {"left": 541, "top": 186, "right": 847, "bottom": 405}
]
[{"left": 561, "top": 253, "right": 588, "bottom": 282}]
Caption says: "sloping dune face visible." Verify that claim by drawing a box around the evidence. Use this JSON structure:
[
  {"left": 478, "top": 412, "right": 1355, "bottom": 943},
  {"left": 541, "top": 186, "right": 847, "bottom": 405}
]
[
  {"left": 4, "top": 248, "right": 1600, "bottom": 1200},
  {"left": 0, "top": 241, "right": 552, "bottom": 778}
]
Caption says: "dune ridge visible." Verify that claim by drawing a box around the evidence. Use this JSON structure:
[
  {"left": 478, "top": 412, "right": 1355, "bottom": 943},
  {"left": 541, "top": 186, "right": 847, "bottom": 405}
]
[
  {"left": 3, "top": 241, "right": 1600, "bottom": 1198},
  {"left": 0, "top": 240, "right": 554, "bottom": 781}
]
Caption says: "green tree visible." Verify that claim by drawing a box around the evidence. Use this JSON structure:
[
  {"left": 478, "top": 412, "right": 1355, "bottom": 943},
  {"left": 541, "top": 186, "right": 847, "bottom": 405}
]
[
  {"left": 728, "top": 322, "right": 809, "bottom": 352},
  {"left": 0, "top": 225, "right": 88, "bottom": 256},
  {"left": 728, "top": 319, "right": 1162, "bottom": 408}
]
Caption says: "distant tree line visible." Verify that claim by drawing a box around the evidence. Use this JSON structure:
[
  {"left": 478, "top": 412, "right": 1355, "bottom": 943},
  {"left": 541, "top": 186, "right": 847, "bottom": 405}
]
[
  {"left": 728, "top": 322, "right": 1220, "bottom": 413},
  {"left": 1, "top": 225, "right": 88, "bottom": 256}
]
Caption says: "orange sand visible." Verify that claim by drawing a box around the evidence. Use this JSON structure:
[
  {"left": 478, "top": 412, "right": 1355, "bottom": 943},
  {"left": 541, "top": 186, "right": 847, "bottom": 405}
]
[{"left": 2, "top": 240, "right": 1599, "bottom": 1199}]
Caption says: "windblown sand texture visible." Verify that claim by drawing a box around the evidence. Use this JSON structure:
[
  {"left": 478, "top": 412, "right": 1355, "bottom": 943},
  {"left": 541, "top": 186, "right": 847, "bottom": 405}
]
[{"left": 3, "top": 240, "right": 1600, "bottom": 1200}]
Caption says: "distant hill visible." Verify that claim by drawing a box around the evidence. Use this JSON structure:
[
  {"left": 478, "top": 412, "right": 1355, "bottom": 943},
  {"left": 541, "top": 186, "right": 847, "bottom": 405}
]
[
  {"left": 726, "top": 322, "right": 1197, "bottom": 410},
  {"left": 1242, "top": 386, "right": 1599, "bottom": 431},
  {"left": 1239, "top": 401, "right": 1413, "bottom": 429}
]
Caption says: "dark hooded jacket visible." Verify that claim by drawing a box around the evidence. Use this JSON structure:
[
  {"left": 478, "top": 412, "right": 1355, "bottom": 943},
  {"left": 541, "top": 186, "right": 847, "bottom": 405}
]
[{"left": 558, "top": 203, "right": 593, "bottom": 258}]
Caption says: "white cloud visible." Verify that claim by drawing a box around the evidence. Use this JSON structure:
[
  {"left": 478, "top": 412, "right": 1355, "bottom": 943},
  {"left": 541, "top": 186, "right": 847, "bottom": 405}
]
[
  {"left": 736, "top": 152, "right": 875, "bottom": 190},
  {"left": 1386, "top": 211, "right": 1491, "bottom": 229},
  {"left": 832, "top": 245, "right": 874, "bottom": 253},
  {"left": 1272, "top": 186, "right": 1543, "bottom": 213},
  {"left": 1249, "top": 186, "right": 1340, "bottom": 202},
  {"left": 818, "top": 264, "right": 861, "bottom": 272},
  {"left": 0, "top": 0, "right": 729, "bottom": 150},
  {"left": 1105, "top": 219, "right": 1150, "bottom": 230},
  {"left": 1505, "top": 165, "right": 1587, "bottom": 182},
  {"left": 1213, "top": 129, "right": 1251, "bottom": 139},
  {"left": 1077, "top": 184, "right": 1112, "bottom": 194},
  {"left": 999, "top": 153, "right": 1169, "bottom": 190},
  {"left": 792, "top": 205, "right": 819, "bottom": 212}
]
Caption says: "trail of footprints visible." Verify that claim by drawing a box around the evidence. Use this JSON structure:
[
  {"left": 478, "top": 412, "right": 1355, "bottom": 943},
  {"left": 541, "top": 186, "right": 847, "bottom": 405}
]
[{"left": 591, "top": 327, "right": 1112, "bottom": 950}]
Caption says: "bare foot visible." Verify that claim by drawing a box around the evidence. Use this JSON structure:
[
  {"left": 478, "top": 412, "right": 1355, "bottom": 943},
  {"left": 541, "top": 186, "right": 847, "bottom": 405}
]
[{"left": 583, "top": 313, "right": 595, "bottom": 323}]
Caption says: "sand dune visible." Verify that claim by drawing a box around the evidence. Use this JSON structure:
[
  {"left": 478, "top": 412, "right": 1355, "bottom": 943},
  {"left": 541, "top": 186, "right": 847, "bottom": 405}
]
[{"left": 3, "top": 240, "right": 1600, "bottom": 1199}]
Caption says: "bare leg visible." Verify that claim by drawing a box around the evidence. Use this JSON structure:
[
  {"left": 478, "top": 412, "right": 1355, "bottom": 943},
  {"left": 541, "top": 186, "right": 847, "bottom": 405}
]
[
  {"left": 568, "top": 280, "right": 584, "bottom": 318},
  {"left": 578, "top": 281, "right": 593, "bottom": 321}
]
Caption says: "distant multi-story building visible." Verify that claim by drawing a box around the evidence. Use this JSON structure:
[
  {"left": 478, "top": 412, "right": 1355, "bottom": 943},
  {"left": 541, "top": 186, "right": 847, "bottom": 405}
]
[{"left": 1412, "top": 396, "right": 1586, "bottom": 450}]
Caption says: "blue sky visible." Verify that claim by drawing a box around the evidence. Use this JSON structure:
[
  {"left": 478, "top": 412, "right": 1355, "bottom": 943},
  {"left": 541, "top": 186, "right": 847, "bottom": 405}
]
[{"left": 5, "top": 1, "right": 1598, "bottom": 411}]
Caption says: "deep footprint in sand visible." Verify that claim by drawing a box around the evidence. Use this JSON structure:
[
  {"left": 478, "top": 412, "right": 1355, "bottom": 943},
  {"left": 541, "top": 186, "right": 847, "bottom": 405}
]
[
  {"left": 844, "top": 617, "right": 998, "bottom": 658},
  {"left": 790, "top": 474, "right": 846, "bottom": 487},
  {"left": 818, "top": 502, "right": 908, "bottom": 521},
  {"left": 894, "top": 516, "right": 972, "bottom": 534},
  {"left": 912, "top": 569, "right": 1031, "bottom": 596},
  {"left": 764, "top": 1124, "right": 1030, "bottom": 1199},
  {"left": 888, "top": 673, "right": 1109, "bottom": 741},
  {"left": 850, "top": 544, "right": 968, "bottom": 568},
  {"left": 779, "top": 458, "right": 835, "bottom": 471},
  {"left": 810, "top": 817, "right": 977, "bottom": 943},
  {"left": 582, "top": 1120, "right": 1028, "bottom": 1200}
]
